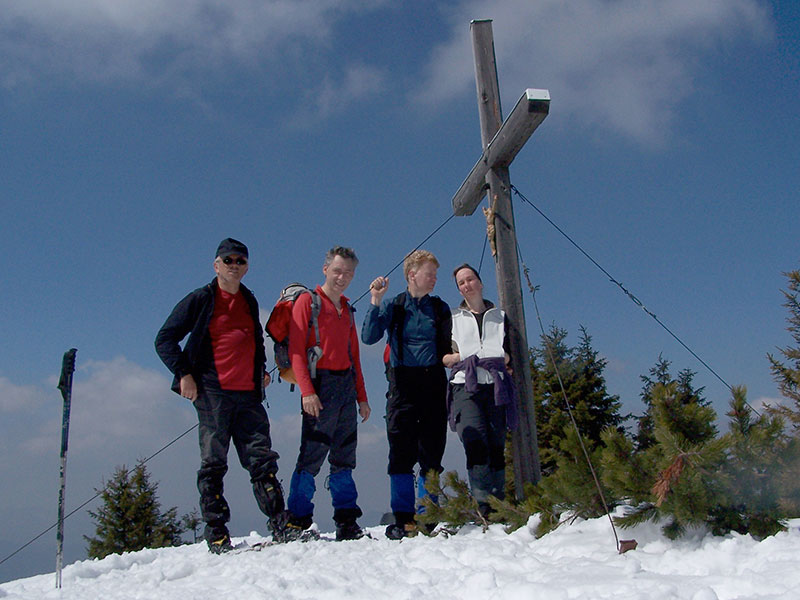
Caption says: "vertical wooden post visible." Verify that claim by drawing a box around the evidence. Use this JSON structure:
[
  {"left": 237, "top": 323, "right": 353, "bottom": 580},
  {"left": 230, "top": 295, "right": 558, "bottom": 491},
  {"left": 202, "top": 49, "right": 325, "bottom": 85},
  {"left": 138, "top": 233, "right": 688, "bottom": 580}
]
[{"left": 470, "top": 19, "right": 541, "bottom": 492}]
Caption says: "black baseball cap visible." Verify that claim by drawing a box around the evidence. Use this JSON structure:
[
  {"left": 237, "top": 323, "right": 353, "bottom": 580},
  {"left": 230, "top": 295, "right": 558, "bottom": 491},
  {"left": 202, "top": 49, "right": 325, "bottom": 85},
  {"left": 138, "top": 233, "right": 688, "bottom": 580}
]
[{"left": 215, "top": 238, "right": 249, "bottom": 259}]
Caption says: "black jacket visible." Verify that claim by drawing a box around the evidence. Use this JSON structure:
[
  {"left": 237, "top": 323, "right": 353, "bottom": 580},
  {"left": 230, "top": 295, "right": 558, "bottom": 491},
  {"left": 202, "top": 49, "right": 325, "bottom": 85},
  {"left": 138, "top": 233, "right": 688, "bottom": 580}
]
[{"left": 154, "top": 278, "right": 266, "bottom": 396}]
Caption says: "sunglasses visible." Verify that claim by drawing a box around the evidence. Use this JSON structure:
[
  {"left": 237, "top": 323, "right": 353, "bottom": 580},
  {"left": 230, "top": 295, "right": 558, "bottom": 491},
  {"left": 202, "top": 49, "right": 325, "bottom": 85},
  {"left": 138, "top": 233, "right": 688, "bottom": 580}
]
[{"left": 222, "top": 257, "right": 248, "bottom": 265}]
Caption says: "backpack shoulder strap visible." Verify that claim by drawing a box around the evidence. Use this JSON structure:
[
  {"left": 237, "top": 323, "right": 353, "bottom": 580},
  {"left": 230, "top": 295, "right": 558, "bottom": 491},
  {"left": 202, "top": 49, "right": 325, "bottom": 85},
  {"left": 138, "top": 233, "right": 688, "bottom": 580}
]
[
  {"left": 345, "top": 301, "right": 357, "bottom": 369},
  {"left": 429, "top": 295, "right": 451, "bottom": 362},
  {"left": 389, "top": 292, "right": 407, "bottom": 365},
  {"left": 309, "top": 290, "right": 321, "bottom": 346},
  {"left": 430, "top": 295, "right": 445, "bottom": 321},
  {"left": 302, "top": 290, "right": 323, "bottom": 380}
]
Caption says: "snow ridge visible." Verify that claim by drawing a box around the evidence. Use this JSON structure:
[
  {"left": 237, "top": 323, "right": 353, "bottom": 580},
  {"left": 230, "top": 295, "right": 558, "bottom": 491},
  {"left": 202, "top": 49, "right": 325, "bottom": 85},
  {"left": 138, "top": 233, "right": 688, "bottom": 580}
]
[{"left": 2, "top": 516, "right": 799, "bottom": 600}]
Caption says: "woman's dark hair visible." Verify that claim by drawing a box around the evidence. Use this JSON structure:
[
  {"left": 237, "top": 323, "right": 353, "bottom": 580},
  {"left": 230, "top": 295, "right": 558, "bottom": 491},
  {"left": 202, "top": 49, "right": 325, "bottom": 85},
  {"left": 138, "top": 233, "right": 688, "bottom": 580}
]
[{"left": 452, "top": 263, "right": 482, "bottom": 283}]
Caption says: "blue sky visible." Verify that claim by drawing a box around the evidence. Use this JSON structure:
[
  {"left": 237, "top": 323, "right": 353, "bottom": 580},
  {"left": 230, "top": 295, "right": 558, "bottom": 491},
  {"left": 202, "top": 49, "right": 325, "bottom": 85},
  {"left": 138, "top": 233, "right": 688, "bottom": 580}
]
[{"left": 1, "top": 0, "right": 798, "bottom": 583}]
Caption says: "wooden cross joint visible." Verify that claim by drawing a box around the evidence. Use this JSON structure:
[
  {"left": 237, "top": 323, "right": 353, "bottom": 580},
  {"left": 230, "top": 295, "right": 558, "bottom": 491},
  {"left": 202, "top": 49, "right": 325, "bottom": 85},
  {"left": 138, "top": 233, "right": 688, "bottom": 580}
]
[{"left": 452, "top": 89, "right": 550, "bottom": 216}]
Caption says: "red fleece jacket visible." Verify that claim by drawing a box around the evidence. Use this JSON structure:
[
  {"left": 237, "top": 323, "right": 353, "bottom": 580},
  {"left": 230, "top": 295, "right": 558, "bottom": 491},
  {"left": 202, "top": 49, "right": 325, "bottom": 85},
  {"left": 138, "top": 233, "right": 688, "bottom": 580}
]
[{"left": 288, "top": 286, "right": 367, "bottom": 403}]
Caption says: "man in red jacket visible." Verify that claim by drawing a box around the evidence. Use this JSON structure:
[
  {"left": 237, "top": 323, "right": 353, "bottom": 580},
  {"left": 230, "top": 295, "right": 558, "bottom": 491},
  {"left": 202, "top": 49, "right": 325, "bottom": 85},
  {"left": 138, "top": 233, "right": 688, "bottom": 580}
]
[
  {"left": 285, "top": 246, "right": 371, "bottom": 541},
  {"left": 155, "top": 238, "right": 287, "bottom": 553}
]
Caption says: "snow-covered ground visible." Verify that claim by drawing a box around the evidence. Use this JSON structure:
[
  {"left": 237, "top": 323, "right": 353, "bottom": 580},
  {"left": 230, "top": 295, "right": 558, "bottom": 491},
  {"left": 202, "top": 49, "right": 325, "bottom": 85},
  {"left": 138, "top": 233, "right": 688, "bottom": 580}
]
[{"left": 2, "top": 513, "right": 799, "bottom": 600}]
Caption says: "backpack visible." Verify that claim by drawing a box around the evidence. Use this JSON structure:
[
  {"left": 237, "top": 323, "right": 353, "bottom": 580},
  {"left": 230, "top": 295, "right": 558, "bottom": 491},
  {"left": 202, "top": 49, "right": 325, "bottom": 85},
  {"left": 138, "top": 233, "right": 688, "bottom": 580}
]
[{"left": 265, "top": 283, "right": 322, "bottom": 390}]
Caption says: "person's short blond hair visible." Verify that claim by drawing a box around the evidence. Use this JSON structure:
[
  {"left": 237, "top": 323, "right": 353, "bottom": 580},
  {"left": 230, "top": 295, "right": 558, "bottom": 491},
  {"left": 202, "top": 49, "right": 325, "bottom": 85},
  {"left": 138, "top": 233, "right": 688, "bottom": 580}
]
[{"left": 403, "top": 250, "right": 440, "bottom": 281}]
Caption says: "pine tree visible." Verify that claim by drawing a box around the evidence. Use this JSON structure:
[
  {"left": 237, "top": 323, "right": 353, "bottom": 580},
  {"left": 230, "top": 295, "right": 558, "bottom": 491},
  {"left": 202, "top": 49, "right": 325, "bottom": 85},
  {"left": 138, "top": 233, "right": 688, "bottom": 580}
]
[
  {"left": 85, "top": 463, "right": 184, "bottom": 559},
  {"left": 181, "top": 509, "right": 202, "bottom": 544},
  {"left": 767, "top": 270, "right": 800, "bottom": 430},
  {"left": 531, "top": 426, "right": 616, "bottom": 536},
  {"left": 487, "top": 482, "right": 552, "bottom": 533},
  {"left": 636, "top": 356, "right": 709, "bottom": 450},
  {"left": 601, "top": 271, "right": 800, "bottom": 541},
  {"left": 635, "top": 356, "right": 670, "bottom": 450},
  {"left": 602, "top": 382, "right": 725, "bottom": 538},
  {"left": 416, "top": 471, "right": 490, "bottom": 533},
  {"left": 484, "top": 423, "right": 619, "bottom": 538},
  {"left": 763, "top": 269, "right": 800, "bottom": 520},
  {"left": 482, "top": 325, "right": 625, "bottom": 534},
  {"left": 531, "top": 325, "right": 623, "bottom": 476},
  {"left": 712, "top": 386, "right": 790, "bottom": 538}
]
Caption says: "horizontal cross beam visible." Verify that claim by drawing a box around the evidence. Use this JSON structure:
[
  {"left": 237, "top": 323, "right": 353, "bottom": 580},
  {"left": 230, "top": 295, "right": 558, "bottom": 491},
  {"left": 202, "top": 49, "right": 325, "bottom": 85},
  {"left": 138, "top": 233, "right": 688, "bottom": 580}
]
[{"left": 451, "top": 88, "right": 550, "bottom": 216}]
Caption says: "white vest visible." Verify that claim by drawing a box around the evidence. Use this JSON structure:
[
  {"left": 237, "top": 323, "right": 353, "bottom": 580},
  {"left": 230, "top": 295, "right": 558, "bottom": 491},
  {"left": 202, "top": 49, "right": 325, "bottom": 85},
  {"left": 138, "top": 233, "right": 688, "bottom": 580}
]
[{"left": 450, "top": 306, "right": 506, "bottom": 385}]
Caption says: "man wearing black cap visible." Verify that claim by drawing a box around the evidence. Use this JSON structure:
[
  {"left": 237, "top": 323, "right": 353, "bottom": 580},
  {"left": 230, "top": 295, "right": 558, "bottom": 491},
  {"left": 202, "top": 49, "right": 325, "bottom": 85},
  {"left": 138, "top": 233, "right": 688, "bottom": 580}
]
[{"left": 155, "top": 238, "right": 287, "bottom": 553}]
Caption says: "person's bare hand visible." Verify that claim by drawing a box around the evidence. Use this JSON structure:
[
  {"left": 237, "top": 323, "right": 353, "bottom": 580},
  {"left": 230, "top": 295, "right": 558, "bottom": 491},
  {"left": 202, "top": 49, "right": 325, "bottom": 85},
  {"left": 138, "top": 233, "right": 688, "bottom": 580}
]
[
  {"left": 370, "top": 276, "right": 389, "bottom": 305},
  {"left": 359, "top": 402, "right": 371, "bottom": 423},
  {"left": 180, "top": 374, "right": 198, "bottom": 402},
  {"left": 302, "top": 394, "right": 323, "bottom": 417},
  {"left": 442, "top": 353, "right": 461, "bottom": 368}
]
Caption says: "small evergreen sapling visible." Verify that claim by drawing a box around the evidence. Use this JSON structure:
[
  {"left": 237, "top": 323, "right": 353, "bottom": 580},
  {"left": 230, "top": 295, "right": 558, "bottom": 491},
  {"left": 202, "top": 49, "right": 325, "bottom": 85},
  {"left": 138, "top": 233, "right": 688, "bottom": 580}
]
[
  {"left": 712, "top": 386, "right": 789, "bottom": 538},
  {"left": 181, "top": 509, "right": 202, "bottom": 544},
  {"left": 602, "top": 382, "right": 725, "bottom": 539},
  {"left": 416, "top": 471, "right": 491, "bottom": 533},
  {"left": 85, "top": 462, "right": 184, "bottom": 559},
  {"left": 486, "top": 483, "right": 551, "bottom": 533},
  {"left": 764, "top": 268, "right": 800, "bottom": 519},
  {"left": 603, "top": 381, "right": 797, "bottom": 540},
  {"left": 482, "top": 428, "right": 618, "bottom": 538}
]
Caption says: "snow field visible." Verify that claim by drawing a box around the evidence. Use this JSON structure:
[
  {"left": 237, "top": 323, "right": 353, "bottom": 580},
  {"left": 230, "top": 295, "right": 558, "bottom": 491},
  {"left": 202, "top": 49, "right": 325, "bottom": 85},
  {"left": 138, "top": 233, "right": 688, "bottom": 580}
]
[{"left": 2, "top": 514, "right": 799, "bottom": 599}]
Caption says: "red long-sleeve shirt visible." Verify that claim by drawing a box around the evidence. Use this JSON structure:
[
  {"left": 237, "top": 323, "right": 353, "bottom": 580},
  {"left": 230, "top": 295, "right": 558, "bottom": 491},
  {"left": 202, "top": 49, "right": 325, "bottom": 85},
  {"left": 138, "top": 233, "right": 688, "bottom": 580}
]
[
  {"left": 288, "top": 286, "right": 367, "bottom": 404},
  {"left": 208, "top": 286, "right": 256, "bottom": 390}
]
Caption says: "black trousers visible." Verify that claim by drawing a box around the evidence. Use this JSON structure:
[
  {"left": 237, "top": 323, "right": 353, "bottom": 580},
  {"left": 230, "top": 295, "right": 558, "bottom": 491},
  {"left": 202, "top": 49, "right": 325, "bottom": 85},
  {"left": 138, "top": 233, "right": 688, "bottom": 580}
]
[
  {"left": 194, "top": 389, "right": 280, "bottom": 538},
  {"left": 450, "top": 382, "right": 506, "bottom": 503},
  {"left": 295, "top": 369, "right": 359, "bottom": 473},
  {"left": 288, "top": 369, "right": 361, "bottom": 522},
  {"left": 385, "top": 365, "right": 448, "bottom": 477},
  {"left": 451, "top": 383, "right": 506, "bottom": 470}
]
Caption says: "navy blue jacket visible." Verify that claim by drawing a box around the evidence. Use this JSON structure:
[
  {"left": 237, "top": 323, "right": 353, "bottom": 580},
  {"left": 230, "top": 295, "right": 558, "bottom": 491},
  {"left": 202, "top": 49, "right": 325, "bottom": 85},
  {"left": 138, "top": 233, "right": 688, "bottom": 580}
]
[
  {"left": 155, "top": 278, "right": 266, "bottom": 396},
  {"left": 361, "top": 291, "right": 451, "bottom": 368}
]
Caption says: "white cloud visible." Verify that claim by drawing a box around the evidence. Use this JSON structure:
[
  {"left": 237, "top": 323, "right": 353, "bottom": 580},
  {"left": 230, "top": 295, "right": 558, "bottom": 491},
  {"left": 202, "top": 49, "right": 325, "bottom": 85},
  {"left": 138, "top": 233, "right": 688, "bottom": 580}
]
[
  {"left": 0, "top": 356, "right": 191, "bottom": 459},
  {"left": 67, "top": 356, "right": 194, "bottom": 452},
  {"left": 0, "top": 358, "right": 192, "bottom": 516},
  {"left": 0, "top": 375, "right": 62, "bottom": 459},
  {"left": 0, "top": 357, "right": 202, "bottom": 578},
  {"left": 0, "top": 0, "right": 383, "bottom": 90},
  {"left": 414, "top": 0, "right": 772, "bottom": 144},
  {"left": 353, "top": 420, "right": 386, "bottom": 448},
  {"left": 1, "top": 0, "right": 770, "bottom": 142},
  {"left": 753, "top": 395, "right": 789, "bottom": 412},
  {"left": 0, "top": 376, "right": 46, "bottom": 412},
  {"left": 304, "top": 63, "right": 388, "bottom": 123},
  {"left": 267, "top": 411, "right": 302, "bottom": 450},
  {"left": 604, "top": 355, "right": 628, "bottom": 375}
]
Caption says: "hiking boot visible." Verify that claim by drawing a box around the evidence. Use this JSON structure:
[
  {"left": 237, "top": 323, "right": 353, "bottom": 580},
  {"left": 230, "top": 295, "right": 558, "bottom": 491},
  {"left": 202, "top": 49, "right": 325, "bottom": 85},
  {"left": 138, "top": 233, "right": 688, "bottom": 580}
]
[
  {"left": 419, "top": 521, "right": 437, "bottom": 535},
  {"left": 283, "top": 523, "right": 320, "bottom": 543},
  {"left": 335, "top": 519, "right": 365, "bottom": 541},
  {"left": 268, "top": 510, "right": 291, "bottom": 543},
  {"left": 478, "top": 502, "right": 494, "bottom": 520},
  {"left": 255, "top": 472, "right": 286, "bottom": 518},
  {"left": 385, "top": 522, "right": 418, "bottom": 540},
  {"left": 207, "top": 533, "right": 233, "bottom": 554},
  {"left": 275, "top": 514, "right": 318, "bottom": 543}
]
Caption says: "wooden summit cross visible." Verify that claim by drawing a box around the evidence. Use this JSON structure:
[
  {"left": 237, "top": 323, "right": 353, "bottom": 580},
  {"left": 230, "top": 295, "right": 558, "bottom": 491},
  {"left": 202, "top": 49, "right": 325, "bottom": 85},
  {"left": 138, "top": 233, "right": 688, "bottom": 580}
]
[{"left": 451, "top": 19, "right": 550, "bottom": 493}]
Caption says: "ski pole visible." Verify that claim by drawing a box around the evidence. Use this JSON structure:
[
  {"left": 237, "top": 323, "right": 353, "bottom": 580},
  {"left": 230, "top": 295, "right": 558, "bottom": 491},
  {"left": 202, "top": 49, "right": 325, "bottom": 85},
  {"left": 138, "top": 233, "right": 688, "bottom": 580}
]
[{"left": 55, "top": 348, "right": 77, "bottom": 589}]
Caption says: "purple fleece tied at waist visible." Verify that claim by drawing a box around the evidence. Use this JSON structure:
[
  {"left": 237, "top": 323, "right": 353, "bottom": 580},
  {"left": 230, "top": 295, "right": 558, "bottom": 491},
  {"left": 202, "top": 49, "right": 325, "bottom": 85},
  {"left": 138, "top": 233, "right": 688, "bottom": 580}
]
[{"left": 447, "top": 355, "right": 518, "bottom": 432}]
